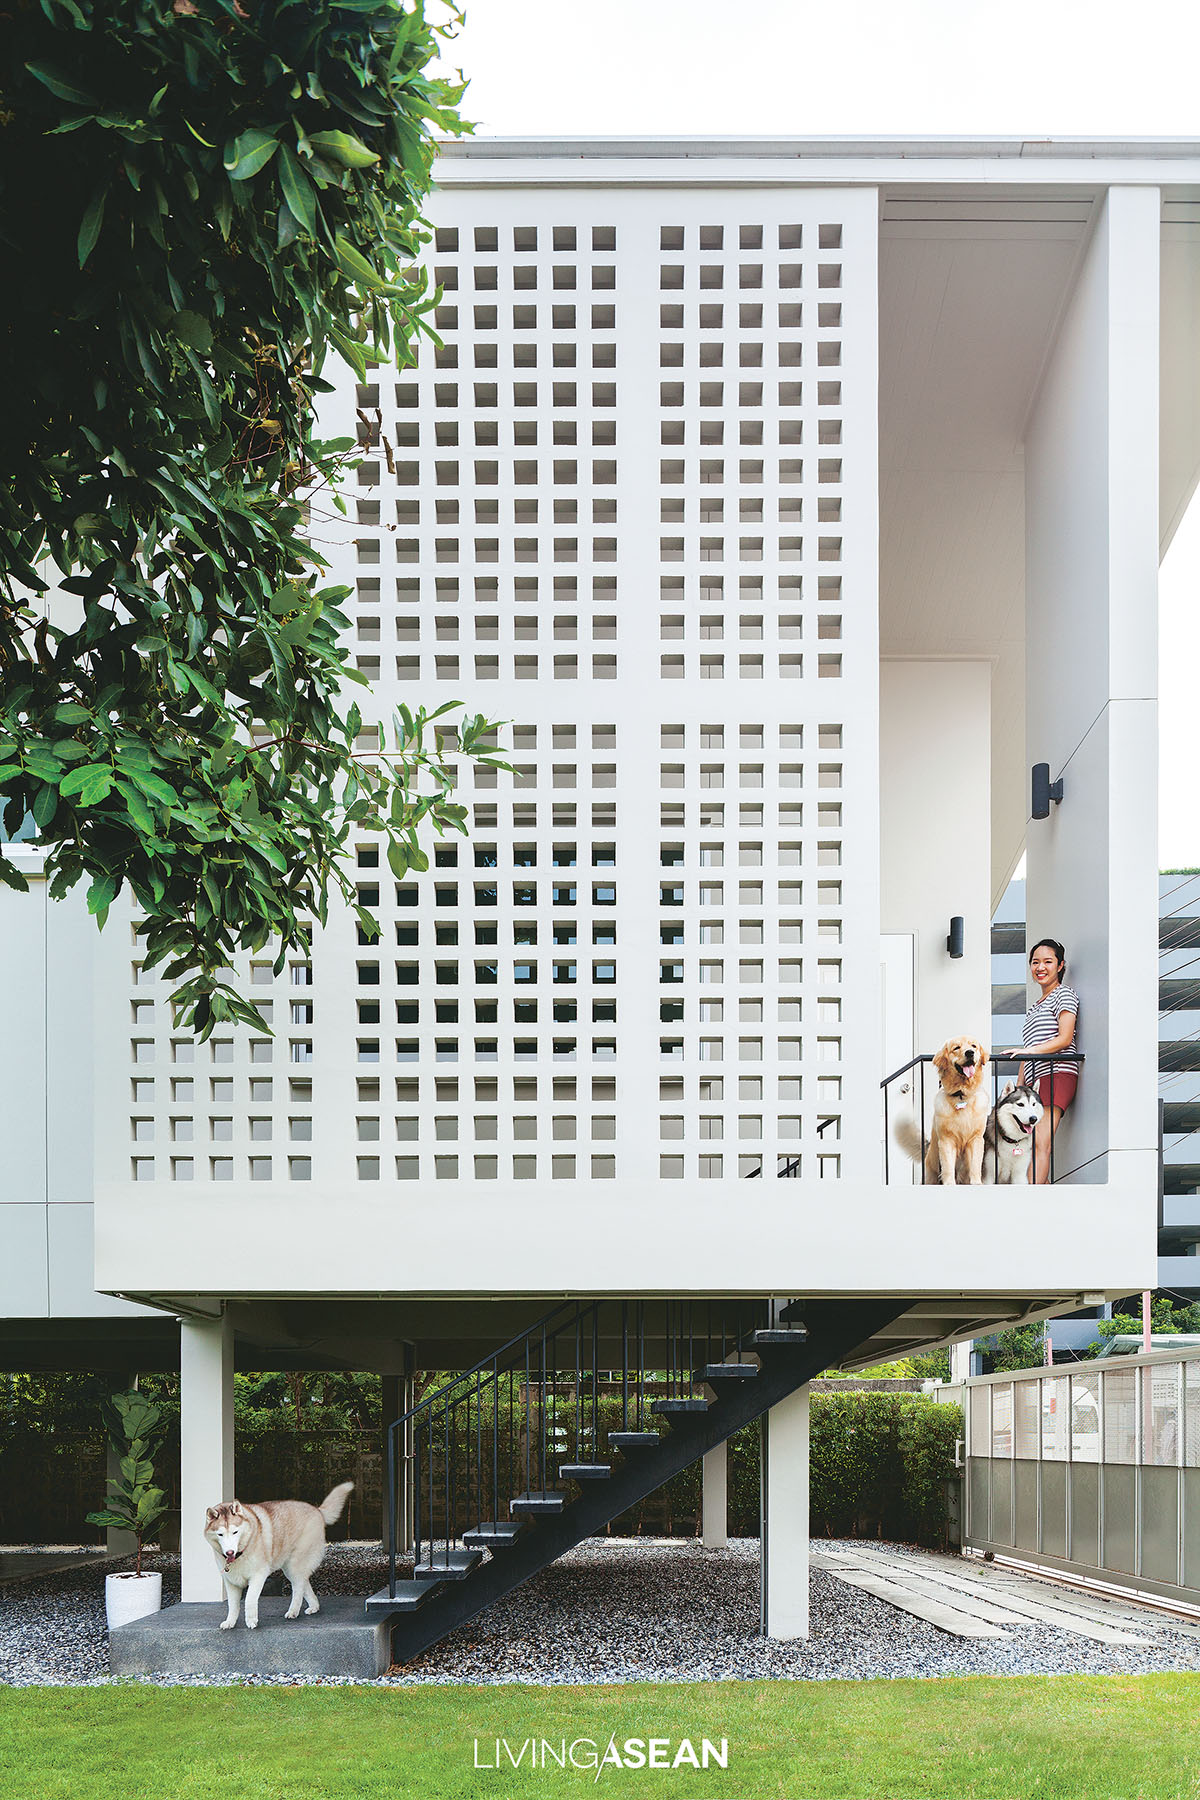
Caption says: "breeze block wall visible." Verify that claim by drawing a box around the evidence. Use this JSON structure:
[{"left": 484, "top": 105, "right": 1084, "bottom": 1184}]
[{"left": 89, "top": 178, "right": 883, "bottom": 1229}]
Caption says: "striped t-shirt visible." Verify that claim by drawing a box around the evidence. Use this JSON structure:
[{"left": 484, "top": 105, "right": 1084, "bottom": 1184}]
[{"left": 1022, "top": 984, "right": 1080, "bottom": 1083}]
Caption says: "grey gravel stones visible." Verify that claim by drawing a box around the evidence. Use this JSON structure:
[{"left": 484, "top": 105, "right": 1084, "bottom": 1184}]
[{"left": 3, "top": 1537, "right": 1200, "bottom": 1687}]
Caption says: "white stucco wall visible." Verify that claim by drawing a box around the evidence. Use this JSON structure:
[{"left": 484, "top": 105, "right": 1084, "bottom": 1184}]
[
  {"left": 0, "top": 870, "right": 154, "bottom": 1320},
  {"left": 879, "top": 659, "right": 993, "bottom": 1054},
  {"left": 1024, "top": 185, "right": 1161, "bottom": 1194}
]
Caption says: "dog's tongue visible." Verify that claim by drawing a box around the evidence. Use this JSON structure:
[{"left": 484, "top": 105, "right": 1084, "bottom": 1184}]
[
  {"left": 963, "top": 1064, "right": 976, "bottom": 1081},
  {"left": 224, "top": 1550, "right": 236, "bottom": 1565}
]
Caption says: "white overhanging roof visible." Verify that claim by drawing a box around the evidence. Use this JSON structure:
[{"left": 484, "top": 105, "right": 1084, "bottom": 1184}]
[{"left": 434, "top": 133, "right": 1200, "bottom": 177}]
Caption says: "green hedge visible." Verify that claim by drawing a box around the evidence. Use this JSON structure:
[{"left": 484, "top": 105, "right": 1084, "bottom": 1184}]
[
  {"left": 0, "top": 1378, "right": 963, "bottom": 1550},
  {"left": 810, "top": 1392, "right": 963, "bottom": 1545}
]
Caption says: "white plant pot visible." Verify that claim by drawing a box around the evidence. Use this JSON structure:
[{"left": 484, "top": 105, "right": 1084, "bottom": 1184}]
[{"left": 105, "top": 1570, "right": 162, "bottom": 1630}]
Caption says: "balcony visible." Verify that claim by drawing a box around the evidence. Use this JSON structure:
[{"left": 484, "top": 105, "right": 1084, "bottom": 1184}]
[{"left": 881, "top": 1052, "right": 1085, "bottom": 1186}]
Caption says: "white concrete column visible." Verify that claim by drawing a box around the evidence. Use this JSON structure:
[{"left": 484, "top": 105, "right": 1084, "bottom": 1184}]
[
  {"left": 702, "top": 1441, "right": 728, "bottom": 1549},
  {"left": 1024, "top": 184, "right": 1161, "bottom": 1196},
  {"left": 760, "top": 1383, "right": 810, "bottom": 1640},
  {"left": 949, "top": 1341, "right": 973, "bottom": 1384},
  {"left": 179, "top": 1311, "right": 234, "bottom": 1602}
]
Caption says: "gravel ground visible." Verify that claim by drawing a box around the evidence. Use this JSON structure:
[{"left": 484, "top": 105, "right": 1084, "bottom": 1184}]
[{"left": 4, "top": 1537, "right": 1200, "bottom": 1687}]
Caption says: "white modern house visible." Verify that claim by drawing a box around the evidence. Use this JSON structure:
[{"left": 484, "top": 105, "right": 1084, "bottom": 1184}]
[{"left": 3, "top": 136, "right": 1197, "bottom": 1648}]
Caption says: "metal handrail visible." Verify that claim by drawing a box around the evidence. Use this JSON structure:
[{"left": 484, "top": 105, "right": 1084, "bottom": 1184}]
[{"left": 879, "top": 1049, "right": 1085, "bottom": 1090}]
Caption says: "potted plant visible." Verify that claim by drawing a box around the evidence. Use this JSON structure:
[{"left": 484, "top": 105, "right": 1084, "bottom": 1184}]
[{"left": 86, "top": 1389, "right": 169, "bottom": 1629}]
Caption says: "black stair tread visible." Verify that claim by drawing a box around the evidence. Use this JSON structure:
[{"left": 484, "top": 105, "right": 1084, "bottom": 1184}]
[
  {"left": 701, "top": 1362, "right": 759, "bottom": 1379},
  {"left": 366, "top": 1580, "right": 441, "bottom": 1611},
  {"left": 608, "top": 1431, "right": 661, "bottom": 1449},
  {"left": 559, "top": 1462, "right": 612, "bottom": 1479},
  {"left": 751, "top": 1327, "right": 810, "bottom": 1345},
  {"left": 414, "top": 1548, "right": 483, "bottom": 1582},
  {"left": 509, "top": 1490, "right": 567, "bottom": 1514},
  {"left": 651, "top": 1396, "right": 710, "bottom": 1413},
  {"left": 462, "top": 1522, "right": 524, "bottom": 1547}
]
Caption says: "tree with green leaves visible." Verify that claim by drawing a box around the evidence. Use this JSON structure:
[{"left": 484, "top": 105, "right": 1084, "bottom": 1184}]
[{"left": 0, "top": 0, "right": 499, "bottom": 1035}]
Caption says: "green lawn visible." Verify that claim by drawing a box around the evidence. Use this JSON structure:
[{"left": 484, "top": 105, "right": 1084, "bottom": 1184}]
[{"left": 2, "top": 1675, "right": 1200, "bottom": 1799}]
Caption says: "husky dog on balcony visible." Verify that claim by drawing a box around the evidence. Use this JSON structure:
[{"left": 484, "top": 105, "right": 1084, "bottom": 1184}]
[
  {"left": 204, "top": 1481, "right": 353, "bottom": 1629},
  {"left": 894, "top": 1037, "right": 990, "bottom": 1184},
  {"left": 979, "top": 1082, "right": 1044, "bottom": 1185}
]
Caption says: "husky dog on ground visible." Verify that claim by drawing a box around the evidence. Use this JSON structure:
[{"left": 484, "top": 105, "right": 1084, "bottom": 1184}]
[
  {"left": 204, "top": 1481, "right": 353, "bottom": 1630},
  {"left": 980, "top": 1082, "right": 1043, "bottom": 1185}
]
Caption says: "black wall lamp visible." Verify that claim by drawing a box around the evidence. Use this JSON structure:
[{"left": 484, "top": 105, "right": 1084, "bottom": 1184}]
[
  {"left": 1031, "top": 761, "right": 1064, "bottom": 821},
  {"left": 946, "top": 916, "right": 965, "bottom": 959}
]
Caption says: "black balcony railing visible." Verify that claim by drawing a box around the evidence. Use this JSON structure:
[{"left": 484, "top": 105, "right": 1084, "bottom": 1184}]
[{"left": 881, "top": 1051, "right": 1084, "bottom": 1185}]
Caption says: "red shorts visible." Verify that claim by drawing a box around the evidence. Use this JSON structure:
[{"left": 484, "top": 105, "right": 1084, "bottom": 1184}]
[{"left": 1036, "top": 1072, "right": 1077, "bottom": 1113}]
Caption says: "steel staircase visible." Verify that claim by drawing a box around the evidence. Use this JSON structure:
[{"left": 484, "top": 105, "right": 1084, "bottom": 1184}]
[{"left": 367, "top": 1295, "right": 903, "bottom": 1661}]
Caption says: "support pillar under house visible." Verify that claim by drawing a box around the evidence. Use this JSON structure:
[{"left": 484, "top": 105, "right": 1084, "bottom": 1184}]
[
  {"left": 179, "top": 1311, "right": 234, "bottom": 1602},
  {"left": 760, "top": 1382, "right": 810, "bottom": 1640}
]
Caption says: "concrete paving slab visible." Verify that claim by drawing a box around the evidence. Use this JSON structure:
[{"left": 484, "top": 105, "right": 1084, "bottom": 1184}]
[
  {"left": 832, "top": 1548, "right": 1151, "bottom": 1647},
  {"left": 821, "top": 1567, "right": 1009, "bottom": 1639},
  {"left": 109, "top": 1596, "right": 397, "bottom": 1679},
  {"left": 975, "top": 1573, "right": 1200, "bottom": 1642},
  {"left": 821, "top": 1558, "right": 1055, "bottom": 1630}
]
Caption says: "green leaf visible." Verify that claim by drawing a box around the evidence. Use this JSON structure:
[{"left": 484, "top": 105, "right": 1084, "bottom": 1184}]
[
  {"left": 278, "top": 145, "right": 317, "bottom": 235},
  {"left": 0, "top": 858, "right": 30, "bottom": 893},
  {"left": 25, "top": 61, "right": 98, "bottom": 108},
  {"left": 173, "top": 310, "right": 213, "bottom": 354},
  {"left": 307, "top": 130, "right": 379, "bottom": 169},
  {"left": 123, "top": 767, "right": 179, "bottom": 807},
  {"left": 59, "top": 763, "right": 114, "bottom": 801},
  {"left": 224, "top": 130, "right": 280, "bottom": 182},
  {"left": 116, "top": 780, "right": 155, "bottom": 835},
  {"left": 23, "top": 748, "right": 63, "bottom": 782},
  {"left": 333, "top": 235, "right": 392, "bottom": 291},
  {"left": 278, "top": 599, "right": 322, "bottom": 645},
  {"left": 329, "top": 324, "right": 366, "bottom": 381},
  {"left": 84, "top": 1509, "right": 135, "bottom": 1532},
  {"left": 87, "top": 874, "right": 118, "bottom": 917},
  {"left": 178, "top": 665, "right": 221, "bottom": 706},
  {"left": 77, "top": 187, "right": 106, "bottom": 269},
  {"left": 31, "top": 784, "right": 59, "bottom": 828}
]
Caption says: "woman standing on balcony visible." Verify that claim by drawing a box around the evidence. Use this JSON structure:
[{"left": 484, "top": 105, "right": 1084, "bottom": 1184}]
[{"left": 1011, "top": 938, "right": 1079, "bottom": 1184}]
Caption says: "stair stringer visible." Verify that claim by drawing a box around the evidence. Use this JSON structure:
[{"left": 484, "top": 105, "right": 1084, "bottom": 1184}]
[{"left": 389, "top": 1297, "right": 906, "bottom": 1663}]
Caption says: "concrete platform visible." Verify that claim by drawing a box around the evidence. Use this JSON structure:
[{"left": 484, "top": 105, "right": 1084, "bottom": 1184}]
[{"left": 109, "top": 1596, "right": 398, "bottom": 1679}]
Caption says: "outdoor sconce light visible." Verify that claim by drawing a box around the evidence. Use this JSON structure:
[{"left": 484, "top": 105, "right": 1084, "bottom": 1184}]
[
  {"left": 946, "top": 916, "right": 965, "bottom": 959},
  {"left": 1031, "top": 762, "right": 1064, "bottom": 820}
]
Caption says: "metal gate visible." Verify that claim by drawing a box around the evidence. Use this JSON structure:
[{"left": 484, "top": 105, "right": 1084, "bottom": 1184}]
[{"left": 963, "top": 1348, "right": 1200, "bottom": 1607}]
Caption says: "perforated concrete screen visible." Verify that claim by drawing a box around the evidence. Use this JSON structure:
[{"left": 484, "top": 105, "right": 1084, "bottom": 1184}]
[{"left": 103, "top": 184, "right": 881, "bottom": 1195}]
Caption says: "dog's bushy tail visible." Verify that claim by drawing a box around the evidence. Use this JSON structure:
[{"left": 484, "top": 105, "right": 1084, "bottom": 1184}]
[
  {"left": 892, "top": 1117, "right": 925, "bottom": 1164},
  {"left": 318, "top": 1480, "right": 354, "bottom": 1525}
]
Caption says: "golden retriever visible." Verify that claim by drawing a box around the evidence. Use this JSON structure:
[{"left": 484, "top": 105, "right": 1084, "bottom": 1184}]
[{"left": 894, "top": 1037, "right": 990, "bottom": 1185}]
